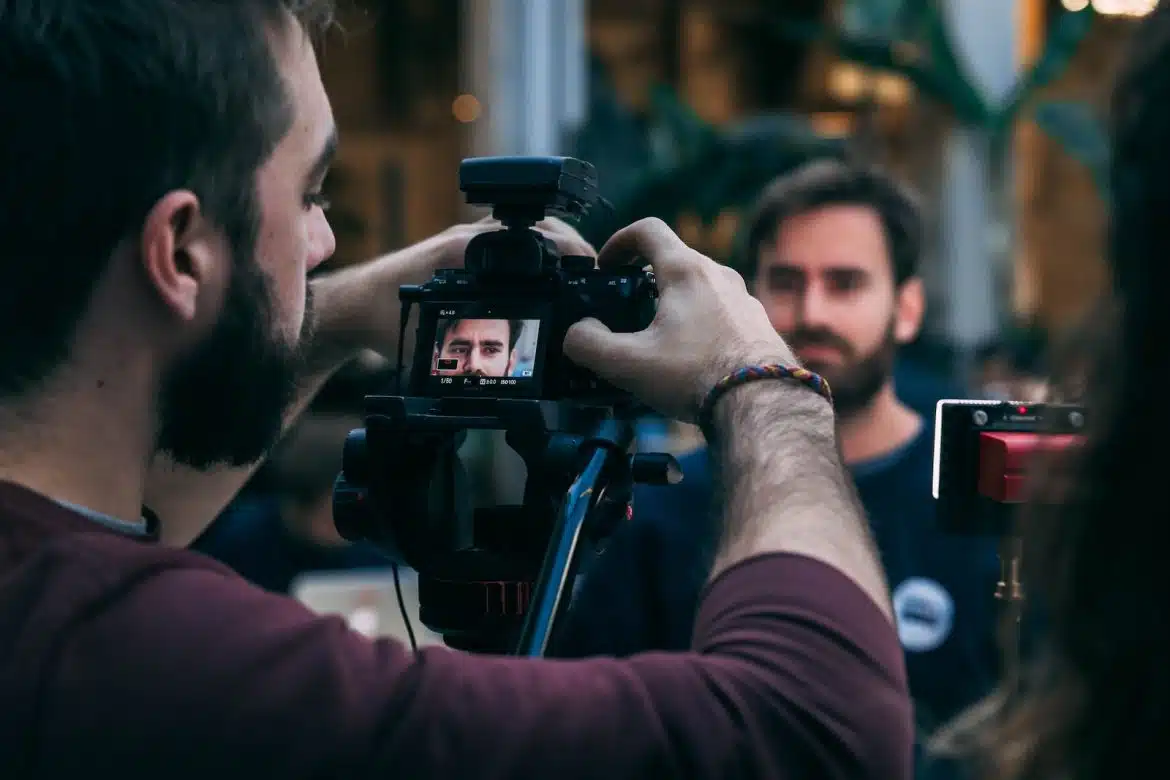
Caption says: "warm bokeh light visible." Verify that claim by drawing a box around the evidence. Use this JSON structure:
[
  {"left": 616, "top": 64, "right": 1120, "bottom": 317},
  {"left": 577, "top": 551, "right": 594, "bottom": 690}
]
[
  {"left": 452, "top": 93, "right": 482, "bottom": 123},
  {"left": 810, "top": 112, "right": 854, "bottom": 138},
  {"left": 1062, "top": 0, "right": 1156, "bottom": 16},
  {"left": 827, "top": 63, "right": 865, "bottom": 103},
  {"left": 874, "top": 73, "right": 912, "bottom": 106}
]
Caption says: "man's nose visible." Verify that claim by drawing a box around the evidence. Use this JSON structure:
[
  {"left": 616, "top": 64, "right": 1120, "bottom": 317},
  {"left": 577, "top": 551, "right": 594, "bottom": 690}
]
[
  {"left": 797, "top": 284, "right": 833, "bottom": 328},
  {"left": 307, "top": 212, "right": 337, "bottom": 273}
]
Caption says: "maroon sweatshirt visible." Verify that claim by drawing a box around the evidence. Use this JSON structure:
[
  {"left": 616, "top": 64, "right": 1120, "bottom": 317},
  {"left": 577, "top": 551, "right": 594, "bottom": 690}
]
[{"left": 0, "top": 480, "right": 912, "bottom": 778}]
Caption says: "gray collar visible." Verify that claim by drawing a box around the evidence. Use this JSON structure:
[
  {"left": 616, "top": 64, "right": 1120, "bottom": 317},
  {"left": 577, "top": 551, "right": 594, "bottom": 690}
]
[{"left": 54, "top": 499, "right": 160, "bottom": 540}]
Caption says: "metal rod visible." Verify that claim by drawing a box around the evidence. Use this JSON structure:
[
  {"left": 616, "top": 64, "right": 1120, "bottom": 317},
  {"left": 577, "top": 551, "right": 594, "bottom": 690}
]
[
  {"left": 998, "top": 535, "right": 1025, "bottom": 686},
  {"left": 515, "top": 447, "right": 609, "bottom": 657}
]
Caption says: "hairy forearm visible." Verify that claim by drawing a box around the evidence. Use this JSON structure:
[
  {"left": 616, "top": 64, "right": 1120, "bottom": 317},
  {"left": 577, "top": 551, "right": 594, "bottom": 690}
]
[{"left": 708, "top": 381, "right": 893, "bottom": 622}]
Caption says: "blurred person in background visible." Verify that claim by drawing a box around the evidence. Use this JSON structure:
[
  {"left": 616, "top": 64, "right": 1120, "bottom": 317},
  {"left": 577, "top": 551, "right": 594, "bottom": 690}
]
[
  {"left": 556, "top": 160, "right": 1001, "bottom": 746},
  {"left": 192, "top": 355, "right": 392, "bottom": 593},
  {"left": 934, "top": 8, "right": 1170, "bottom": 773}
]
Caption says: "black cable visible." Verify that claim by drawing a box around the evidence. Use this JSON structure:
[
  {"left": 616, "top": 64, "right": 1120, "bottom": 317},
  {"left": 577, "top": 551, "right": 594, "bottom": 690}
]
[
  {"left": 389, "top": 290, "right": 417, "bottom": 650},
  {"left": 391, "top": 563, "right": 418, "bottom": 652},
  {"left": 394, "top": 300, "right": 410, "bottom": 395}
]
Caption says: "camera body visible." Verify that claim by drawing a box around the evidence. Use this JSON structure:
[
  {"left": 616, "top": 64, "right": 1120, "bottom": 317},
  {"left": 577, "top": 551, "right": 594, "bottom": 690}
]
[
  {"left": 404, "top": 262, "right": 656, "bottom": 401},
  {"left": 404, "top": 156, "right": 657, "bottom": 403}
]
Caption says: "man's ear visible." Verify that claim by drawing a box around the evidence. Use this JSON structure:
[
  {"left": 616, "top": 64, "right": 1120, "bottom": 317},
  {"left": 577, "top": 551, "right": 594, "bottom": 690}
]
[
  {"left": 139, "top": 191, "right": 222, "bottom": 322},
  {"left": 894, "top": 276, "right": 925, "bottom": 345},
  {"left": 507, "top": 350, "right": 518, "bottom": 376}
]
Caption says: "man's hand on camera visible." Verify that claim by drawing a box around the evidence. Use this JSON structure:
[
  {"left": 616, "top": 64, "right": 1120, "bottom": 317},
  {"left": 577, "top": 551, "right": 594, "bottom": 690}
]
[{"left": 563, "top": 218, "right": 799, "bottom": 421}]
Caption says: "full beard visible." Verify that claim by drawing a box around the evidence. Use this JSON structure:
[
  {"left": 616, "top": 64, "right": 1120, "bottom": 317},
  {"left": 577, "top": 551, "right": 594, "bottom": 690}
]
[
  {"left": 154, "top": 252, "right": 311, "bottom": 471},
  {"left": 789, "top": 322, "right": 897, "bottom": 418}
]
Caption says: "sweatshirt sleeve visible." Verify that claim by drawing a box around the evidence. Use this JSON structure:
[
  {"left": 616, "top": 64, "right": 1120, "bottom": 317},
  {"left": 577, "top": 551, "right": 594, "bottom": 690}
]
[{"left": 42, "top": 552, "right": 914, "bottom": 780}]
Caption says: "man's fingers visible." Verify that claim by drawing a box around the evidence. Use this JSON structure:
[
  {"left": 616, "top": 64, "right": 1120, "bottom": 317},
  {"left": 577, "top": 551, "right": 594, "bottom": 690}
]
[
  {"left": 599, "top": 218, "right": 687, "bottom": 266},
  {"left": 563, "top": 318, "right": 643, "bottom": 383},
  {"left": 596, "top": 218, "right": 693, "bottom": 280},
  {"left": 536, "top": 216, "right": 578, "bottom": 237},
  {"left": 533, "top": 217, "right": 598, "bottom": 258},
  {"left": 597, "top": 218, "right": 683, "bottom": 266},
  {"left": 553, "top": 236, "right": 597, "bottom": 259}
]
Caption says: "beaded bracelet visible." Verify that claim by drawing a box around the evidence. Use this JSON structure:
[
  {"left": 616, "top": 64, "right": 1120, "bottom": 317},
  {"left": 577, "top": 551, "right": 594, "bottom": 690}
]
[{"left": 697, "top": 364, "right": 833, "bottom": 435}]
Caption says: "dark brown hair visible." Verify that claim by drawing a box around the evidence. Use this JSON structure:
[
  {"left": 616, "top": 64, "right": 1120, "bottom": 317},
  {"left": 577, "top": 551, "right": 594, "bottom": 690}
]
[
  {"left": 0, "top": 0, "right": 335, "bottom": 399},
  {"left": 735, "top": 159, "right": 923, "bottom": 286},
  {"left": 935, "top": 6, "right": 1170, "bottom": 779}
]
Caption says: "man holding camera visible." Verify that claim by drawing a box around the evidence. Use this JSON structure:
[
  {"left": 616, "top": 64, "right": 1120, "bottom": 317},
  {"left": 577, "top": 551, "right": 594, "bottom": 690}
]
[{"left": 0, "top": 2, "right": 910, "bottom": 777}]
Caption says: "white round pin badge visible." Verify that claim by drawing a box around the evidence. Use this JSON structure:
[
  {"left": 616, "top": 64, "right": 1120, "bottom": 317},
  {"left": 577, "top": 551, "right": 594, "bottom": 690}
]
[{"left": 891, "top": 577, "right": 955, "bottom": 653}]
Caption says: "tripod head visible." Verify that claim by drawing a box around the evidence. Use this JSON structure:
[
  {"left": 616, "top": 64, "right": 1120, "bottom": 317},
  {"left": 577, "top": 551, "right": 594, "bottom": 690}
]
[{"left": 333, "top": 397, "right": 678, "bottom": 654}]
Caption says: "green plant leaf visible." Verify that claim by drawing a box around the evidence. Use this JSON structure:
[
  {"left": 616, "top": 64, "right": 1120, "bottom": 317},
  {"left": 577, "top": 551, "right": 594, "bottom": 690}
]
[
  {"left": 918, "top": 2, "right": 992, "bottom": 126},
  {"left": 992, "top": 8, "right": 1094, "bottom": 137},
  {"left": 841, "top": 0, "right": 908, "bottom": 39},
  {"left": 1032, "top": 100, "right": 1110, "bottom": 198},
  {"left": 896, "top": 0, "right": 935, "bottom": 31}
]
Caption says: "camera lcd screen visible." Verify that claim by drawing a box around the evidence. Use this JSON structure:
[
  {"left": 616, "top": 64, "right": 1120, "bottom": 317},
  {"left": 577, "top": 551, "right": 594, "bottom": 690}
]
[{"left": 428, "top": 315, "right": 543, "bottom": 395}]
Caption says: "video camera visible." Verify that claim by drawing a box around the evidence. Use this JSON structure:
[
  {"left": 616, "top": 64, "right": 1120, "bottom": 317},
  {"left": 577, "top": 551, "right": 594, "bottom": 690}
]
[{"left": 331, "top": 156, "right": 676, "bottom": 655}]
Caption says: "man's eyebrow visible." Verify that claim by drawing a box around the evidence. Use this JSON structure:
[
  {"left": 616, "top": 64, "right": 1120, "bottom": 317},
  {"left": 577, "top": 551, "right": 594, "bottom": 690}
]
[
  {"left": 825, "top": 266, "right": 869, "bottom": 278},
  {"left": 305, "top": 127, "right": 338, "bottom": 187}
]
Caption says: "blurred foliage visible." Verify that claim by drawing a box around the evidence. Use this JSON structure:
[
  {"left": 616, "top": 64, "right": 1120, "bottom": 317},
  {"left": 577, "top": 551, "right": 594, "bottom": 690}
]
[
  {"left": 575, "top": 86, "right": 846, "bottom": 255},
  {"left": 573, "top": 2, "right": 842, "bottom": 256},
  {"left": 841, "top": 0, "right": 909, "bottom": 39},
  {"left": 771, "top": 1, "right": 1108, "bottom": 187},
  {"left": 573, "top": 0, "right": 1110, "bottom": 261},
  {"left": 1033, "top": 100, "right": 1112, "bottom": 199}
]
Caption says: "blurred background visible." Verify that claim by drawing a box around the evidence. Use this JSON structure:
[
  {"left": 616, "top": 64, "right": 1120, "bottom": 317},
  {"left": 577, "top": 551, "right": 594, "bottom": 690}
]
[{"left": 310, "top": 0, "right": 1126, "bottom": 474}]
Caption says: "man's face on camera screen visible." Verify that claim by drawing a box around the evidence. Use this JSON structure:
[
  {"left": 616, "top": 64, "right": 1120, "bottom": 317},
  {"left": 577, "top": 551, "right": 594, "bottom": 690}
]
[{"left": 435, "top": 319, "right": 515, "bottom": 377}]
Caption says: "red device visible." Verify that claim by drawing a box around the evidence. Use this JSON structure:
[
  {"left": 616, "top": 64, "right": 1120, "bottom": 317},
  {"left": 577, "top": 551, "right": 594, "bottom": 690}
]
[{"left": 933, "top": 401, "right": 1085, "bottom": 535}]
